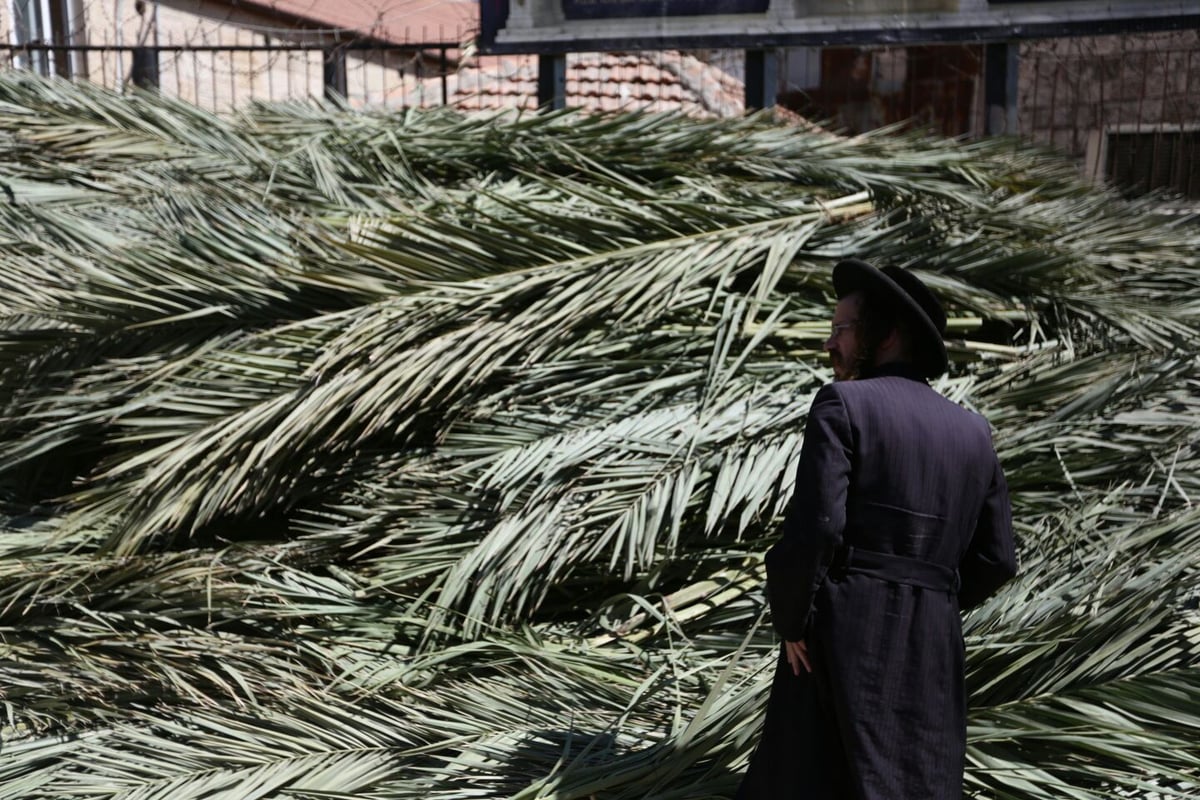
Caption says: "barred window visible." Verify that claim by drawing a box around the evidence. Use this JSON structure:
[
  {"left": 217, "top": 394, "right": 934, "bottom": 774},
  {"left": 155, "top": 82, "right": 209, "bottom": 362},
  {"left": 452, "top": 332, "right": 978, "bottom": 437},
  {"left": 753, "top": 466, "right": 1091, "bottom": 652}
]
[
  {"left": 9, "top": 0, "right": 76, "bottom": 77},
  {"left": 1104, "top": 129, "right": 1200, "bottom": 199}
]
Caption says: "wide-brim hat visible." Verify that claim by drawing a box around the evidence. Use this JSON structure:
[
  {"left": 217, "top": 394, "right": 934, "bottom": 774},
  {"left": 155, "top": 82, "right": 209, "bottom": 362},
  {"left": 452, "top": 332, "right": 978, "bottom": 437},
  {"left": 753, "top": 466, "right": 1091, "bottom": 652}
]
[{"left": 832, "top": 259, "right": 948, "bottom": 378}]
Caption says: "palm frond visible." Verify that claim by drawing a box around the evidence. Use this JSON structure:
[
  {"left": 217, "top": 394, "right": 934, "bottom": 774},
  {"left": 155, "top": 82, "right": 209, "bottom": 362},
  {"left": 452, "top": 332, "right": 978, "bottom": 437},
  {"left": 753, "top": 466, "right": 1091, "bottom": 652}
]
[{"left": 1, "top": 72, "right": 1198, "bottom": 798}]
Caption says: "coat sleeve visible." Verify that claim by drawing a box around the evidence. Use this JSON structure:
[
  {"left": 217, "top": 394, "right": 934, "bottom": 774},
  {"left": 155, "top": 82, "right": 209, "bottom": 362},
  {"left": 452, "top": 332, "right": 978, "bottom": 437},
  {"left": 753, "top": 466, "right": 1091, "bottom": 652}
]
[
  {"left": 764, "top": 384, "right": 853, "bottom": 641},
  {"left": 957, "top": 450, "right": 1018, "bottom": 611}
]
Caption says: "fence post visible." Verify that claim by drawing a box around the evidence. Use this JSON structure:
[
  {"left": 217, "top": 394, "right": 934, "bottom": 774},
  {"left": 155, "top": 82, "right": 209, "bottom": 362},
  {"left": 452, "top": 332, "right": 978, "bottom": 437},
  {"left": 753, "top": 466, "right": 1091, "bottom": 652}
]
[
  {"left": 324, "top": 47, "right": 347, "bottom": 101},
  {"left": 537, "top": 53, "right": 566, "bottom": 110},
  {"left": 985, "top": 41, "right": 1019, "bottom": 135},
  {"left": 441, "top": 46, "right": 450, "bottom": 106},
  {"left": 131, "top": 46, "right": 160, "bottom": 91},
  {"left": 745, "top": 49, "right": 778, "bottom": 111}
]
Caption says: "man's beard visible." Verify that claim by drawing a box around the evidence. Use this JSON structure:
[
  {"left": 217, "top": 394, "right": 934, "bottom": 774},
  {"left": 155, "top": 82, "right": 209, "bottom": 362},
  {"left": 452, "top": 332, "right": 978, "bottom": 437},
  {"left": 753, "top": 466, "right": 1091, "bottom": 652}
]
[
  {"left": 832, "top": 344, "right": 870, "bottom": 382},
  {"left": 831, "top": 354, "right": 855, "bottom": 381}
]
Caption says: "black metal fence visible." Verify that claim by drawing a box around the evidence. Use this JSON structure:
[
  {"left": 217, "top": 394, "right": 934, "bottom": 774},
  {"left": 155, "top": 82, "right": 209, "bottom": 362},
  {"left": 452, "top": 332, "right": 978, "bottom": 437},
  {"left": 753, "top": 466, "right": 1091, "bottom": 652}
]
[
  {"left": 0, "top": 42, "right": 747, "bottom": 116},
  {"left": 0, "top": 41, "right": 461, "bottom": 110}
]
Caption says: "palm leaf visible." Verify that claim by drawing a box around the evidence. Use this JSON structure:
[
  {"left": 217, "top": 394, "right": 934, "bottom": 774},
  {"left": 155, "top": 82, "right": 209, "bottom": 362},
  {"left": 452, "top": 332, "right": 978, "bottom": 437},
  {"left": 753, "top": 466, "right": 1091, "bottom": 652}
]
[{"left": 1, "top": 71, "right": 1198, "bottom": 798}]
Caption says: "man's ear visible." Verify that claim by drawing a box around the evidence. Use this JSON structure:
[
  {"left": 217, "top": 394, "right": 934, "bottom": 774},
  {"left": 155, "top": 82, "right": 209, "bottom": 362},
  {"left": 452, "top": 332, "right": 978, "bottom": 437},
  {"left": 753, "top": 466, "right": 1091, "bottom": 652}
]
[
  {"left": 879, "top": 326, "right": 902, "bottom": 354},
  {"left": 874, "top": 325, "right": 911, "bottom": 364}
]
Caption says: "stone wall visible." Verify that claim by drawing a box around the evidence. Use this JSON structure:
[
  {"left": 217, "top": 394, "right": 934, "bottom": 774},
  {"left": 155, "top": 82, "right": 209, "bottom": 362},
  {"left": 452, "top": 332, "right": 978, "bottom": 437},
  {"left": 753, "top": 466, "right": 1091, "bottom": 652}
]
[{"left": 1019, "top": 30, "right": 1200, "bottom": 164}]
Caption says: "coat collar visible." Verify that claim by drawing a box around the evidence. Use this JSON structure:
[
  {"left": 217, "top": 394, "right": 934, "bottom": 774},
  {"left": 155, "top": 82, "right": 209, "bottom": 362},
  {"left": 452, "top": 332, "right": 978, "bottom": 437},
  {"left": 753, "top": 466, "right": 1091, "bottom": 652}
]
[{"left": 858, "top": 360, "right": 929, "bottom": 383}]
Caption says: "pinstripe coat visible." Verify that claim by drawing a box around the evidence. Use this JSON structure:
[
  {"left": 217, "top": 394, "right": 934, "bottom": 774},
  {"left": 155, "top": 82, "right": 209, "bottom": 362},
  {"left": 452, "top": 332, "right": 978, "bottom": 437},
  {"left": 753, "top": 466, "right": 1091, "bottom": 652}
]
[{"left": 737, "top": 362, "right": 1017, "bottom": 800}]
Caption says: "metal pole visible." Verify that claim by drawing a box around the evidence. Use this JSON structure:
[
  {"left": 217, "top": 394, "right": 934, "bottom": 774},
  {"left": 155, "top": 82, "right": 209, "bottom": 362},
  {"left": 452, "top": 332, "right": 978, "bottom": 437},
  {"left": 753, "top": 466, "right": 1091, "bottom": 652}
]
[
  {"left": 537, "top": 53, "right": 566, "bottom": 111},
  {"left": 984, "top": 41, "right": 1018, "bottom": 135},
  {"left": 441, "top": 46, "right": 449, "bottom": 106},
  {"left": 745, "top": 49, "right": 778, "bottom": 112},
  {"left": 324, "top": 46, "right": 347, "bottom": 101}
]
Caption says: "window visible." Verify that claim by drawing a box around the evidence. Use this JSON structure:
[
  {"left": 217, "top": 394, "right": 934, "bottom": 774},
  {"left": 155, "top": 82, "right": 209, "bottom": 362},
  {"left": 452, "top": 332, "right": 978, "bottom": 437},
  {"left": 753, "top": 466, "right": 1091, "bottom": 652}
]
[
  {"left": 1088, "top": 126, "right": 1200, "bottom": 200},
  {"left": 9, "top": 0, "right": 79, "bottom": 77}
]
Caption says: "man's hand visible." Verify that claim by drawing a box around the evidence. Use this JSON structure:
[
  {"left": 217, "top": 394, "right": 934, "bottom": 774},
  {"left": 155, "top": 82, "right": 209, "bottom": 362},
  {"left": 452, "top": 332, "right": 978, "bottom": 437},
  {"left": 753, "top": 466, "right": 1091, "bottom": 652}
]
[{"left": 785, "top": 639, "right": 811, "bottom": 675}]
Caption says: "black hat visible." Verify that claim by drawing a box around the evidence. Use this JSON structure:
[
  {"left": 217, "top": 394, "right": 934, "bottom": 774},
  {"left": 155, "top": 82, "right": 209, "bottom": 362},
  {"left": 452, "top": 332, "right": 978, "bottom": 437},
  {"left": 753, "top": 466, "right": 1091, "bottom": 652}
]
[{"left": 832, "top": 259, "right": 948, "bottom": 378}]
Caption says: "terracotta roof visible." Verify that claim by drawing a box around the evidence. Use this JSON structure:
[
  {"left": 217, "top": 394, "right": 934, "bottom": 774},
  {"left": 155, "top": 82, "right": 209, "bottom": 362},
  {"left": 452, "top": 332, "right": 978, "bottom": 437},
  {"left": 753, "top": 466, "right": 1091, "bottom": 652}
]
[
  {"left": 441, "top": 51, "right": 745, "bottom": 117},
  {"left": 229, "top": 0, "right": 478, "bottom": 43}
]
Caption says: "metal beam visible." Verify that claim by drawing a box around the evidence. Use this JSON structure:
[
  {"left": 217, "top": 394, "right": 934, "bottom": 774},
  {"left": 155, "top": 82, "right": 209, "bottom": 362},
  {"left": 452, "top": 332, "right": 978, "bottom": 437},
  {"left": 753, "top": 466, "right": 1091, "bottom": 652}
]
[{"left": 484, "top": 10, "right": 1200, "bottom": 54}]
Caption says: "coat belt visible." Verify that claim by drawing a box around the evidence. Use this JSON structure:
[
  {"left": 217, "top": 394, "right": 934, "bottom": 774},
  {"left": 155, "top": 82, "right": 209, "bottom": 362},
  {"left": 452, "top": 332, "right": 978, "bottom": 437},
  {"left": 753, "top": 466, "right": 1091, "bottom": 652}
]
[{"left": 830, "top": 546, "right": 960, "bottom": 593}]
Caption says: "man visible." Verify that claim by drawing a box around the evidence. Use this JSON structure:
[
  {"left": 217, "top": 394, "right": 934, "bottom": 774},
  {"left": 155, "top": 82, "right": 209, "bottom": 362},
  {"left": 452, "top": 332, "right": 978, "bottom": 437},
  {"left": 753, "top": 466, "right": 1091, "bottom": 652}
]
[{"left": 737, "top": 259, "right": 1018, "bottom": 799}]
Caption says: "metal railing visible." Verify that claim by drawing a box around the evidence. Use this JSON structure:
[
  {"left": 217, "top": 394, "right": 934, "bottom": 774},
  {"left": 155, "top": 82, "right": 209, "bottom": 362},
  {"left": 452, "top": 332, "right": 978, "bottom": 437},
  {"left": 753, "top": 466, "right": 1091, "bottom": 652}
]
[
  {"left": 0, "top": 41, "right": 460, "bottom": 110},
  {"left": 0, "top": 42, "right": 746, "bottom": 116}
]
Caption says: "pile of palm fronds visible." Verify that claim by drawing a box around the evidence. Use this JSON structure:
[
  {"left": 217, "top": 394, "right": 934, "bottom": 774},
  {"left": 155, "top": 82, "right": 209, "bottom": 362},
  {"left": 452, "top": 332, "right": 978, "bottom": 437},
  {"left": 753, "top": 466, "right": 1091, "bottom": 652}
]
[{"left": 0, "top": 72, "right": 1198, "bottom": 799}]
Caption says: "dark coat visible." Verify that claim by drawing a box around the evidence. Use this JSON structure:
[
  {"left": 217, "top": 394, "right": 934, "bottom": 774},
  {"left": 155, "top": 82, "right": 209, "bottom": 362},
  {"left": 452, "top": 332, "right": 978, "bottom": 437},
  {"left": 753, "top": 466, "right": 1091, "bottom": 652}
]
[{"left": 738, "top": 363, "right": 1017, "bottom": 800}]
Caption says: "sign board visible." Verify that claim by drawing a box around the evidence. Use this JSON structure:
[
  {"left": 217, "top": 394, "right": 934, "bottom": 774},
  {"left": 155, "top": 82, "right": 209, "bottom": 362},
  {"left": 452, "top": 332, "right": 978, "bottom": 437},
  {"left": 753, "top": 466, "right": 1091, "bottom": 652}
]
[
  {"left": 561, "top": 0, "right": 768, "bottom": 20},
  {"left": 480, "top": 0, "right": 1200, "bottom": 54}
]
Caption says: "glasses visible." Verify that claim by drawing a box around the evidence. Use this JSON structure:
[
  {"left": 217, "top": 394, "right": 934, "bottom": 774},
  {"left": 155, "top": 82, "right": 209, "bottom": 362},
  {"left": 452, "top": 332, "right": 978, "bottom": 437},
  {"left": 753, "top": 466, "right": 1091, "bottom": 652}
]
[{"left": 828, "top": 319, "right": 860, "bottom": 339}]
